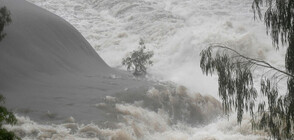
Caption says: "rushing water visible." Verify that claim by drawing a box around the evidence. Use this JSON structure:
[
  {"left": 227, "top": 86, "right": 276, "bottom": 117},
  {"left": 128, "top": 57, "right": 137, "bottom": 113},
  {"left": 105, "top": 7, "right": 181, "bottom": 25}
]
[
  {"left": 9, "top": 0, "right": 287, "bottom": 139},
  {"left": 26, "top": 0, "right": 286, "bottom": 96},
  {"left": 5, "top": 86, "right": 265, "bottom": 140}
]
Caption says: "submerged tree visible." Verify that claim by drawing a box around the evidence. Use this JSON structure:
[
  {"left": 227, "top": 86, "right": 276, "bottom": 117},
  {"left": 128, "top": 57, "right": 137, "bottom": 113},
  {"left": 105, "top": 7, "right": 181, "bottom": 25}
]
[
  {"left": 0, "top": 5, "right": 19, "bottom": 140},
  {"left": 122, "top": 39, "right": 154, "bottom": 76},
  {"left": 200, "top": 0, "right": 294, "bottom": 139}
]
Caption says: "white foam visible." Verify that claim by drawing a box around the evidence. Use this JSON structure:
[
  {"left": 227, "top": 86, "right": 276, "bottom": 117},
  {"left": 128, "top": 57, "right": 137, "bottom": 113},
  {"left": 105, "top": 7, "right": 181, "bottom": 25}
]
[
  {"left": 5, "top": 84, "right": 263, "bottom": 139},
  {"left": 5, "top": 110, "right": 265, "bottom": 139}
]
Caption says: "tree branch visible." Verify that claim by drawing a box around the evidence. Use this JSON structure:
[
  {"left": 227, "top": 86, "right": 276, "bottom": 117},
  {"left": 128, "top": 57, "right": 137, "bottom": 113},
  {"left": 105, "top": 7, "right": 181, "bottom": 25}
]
[{"left": 210, "top": 45, "right": 294, "bottom": 78}]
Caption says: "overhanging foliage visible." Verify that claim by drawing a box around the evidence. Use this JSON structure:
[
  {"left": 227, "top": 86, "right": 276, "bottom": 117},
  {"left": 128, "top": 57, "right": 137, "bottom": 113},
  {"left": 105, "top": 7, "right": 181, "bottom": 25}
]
[{"left": 200, "top": 45, "right": 294, "bottom": 139}]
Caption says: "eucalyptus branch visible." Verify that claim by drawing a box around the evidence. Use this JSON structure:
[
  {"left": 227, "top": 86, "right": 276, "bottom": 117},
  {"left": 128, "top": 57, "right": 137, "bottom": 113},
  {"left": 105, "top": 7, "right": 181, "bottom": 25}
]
[{"left": 209, "top": 45, "right": 294, "bottom": 78}]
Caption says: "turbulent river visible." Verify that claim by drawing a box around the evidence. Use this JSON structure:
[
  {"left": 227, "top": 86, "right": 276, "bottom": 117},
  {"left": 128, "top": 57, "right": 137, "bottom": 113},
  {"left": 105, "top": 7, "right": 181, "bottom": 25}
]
[{"left": 6, "top": 0, "right": 287, "bottom": 139}]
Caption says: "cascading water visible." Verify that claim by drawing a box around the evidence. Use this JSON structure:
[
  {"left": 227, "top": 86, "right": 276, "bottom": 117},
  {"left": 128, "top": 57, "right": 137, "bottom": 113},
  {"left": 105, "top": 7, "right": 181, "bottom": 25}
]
[
  {"left": 9, "top": 0, "right": 286, "bottom": 139},
  {"left": 26, "top": 0, "right": 285, "bottom": 96}
]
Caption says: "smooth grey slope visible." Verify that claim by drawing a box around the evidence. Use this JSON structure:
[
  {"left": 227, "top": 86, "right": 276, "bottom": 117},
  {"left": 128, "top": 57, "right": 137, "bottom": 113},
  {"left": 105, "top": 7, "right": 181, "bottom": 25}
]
[{"left": 0, "top": 0, "right": 150, "bottom": 123}]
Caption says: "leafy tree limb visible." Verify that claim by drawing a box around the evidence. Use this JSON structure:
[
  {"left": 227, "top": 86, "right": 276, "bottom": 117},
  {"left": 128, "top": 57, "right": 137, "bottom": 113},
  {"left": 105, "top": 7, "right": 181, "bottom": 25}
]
[
  {"left": 200, "top": 45, "right": 294, "bottom": 139},
  {"left": 200, "top": 0, "right": 294, "bottom": 139}
]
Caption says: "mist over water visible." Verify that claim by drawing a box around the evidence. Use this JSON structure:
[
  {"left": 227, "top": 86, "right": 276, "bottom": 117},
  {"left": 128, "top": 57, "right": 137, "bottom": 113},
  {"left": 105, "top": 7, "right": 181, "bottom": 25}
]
[{"left": 13, "top": 0, "right": 286, "bottom": 139}]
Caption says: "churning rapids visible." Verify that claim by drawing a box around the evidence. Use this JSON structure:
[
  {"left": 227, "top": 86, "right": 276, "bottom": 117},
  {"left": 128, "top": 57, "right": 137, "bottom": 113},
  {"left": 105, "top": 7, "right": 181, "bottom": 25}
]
[{"left": 3, "top": 0, "right": 287, "bottom": 139}]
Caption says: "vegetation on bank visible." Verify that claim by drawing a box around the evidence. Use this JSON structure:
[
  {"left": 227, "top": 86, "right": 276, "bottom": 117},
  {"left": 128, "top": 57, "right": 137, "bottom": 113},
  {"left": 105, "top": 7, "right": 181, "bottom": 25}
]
[
  {"left": 0, "top": 4, "right": 20, "bottom": 140},
  {"left": 0, "top": 95, "right": 19, "bottom": 140},
  {"left": 0, "top": 6, "right": 11, "bottom": 41},
  {"left": 200, "top": 0, "right": 294, "bottom": 139}
]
